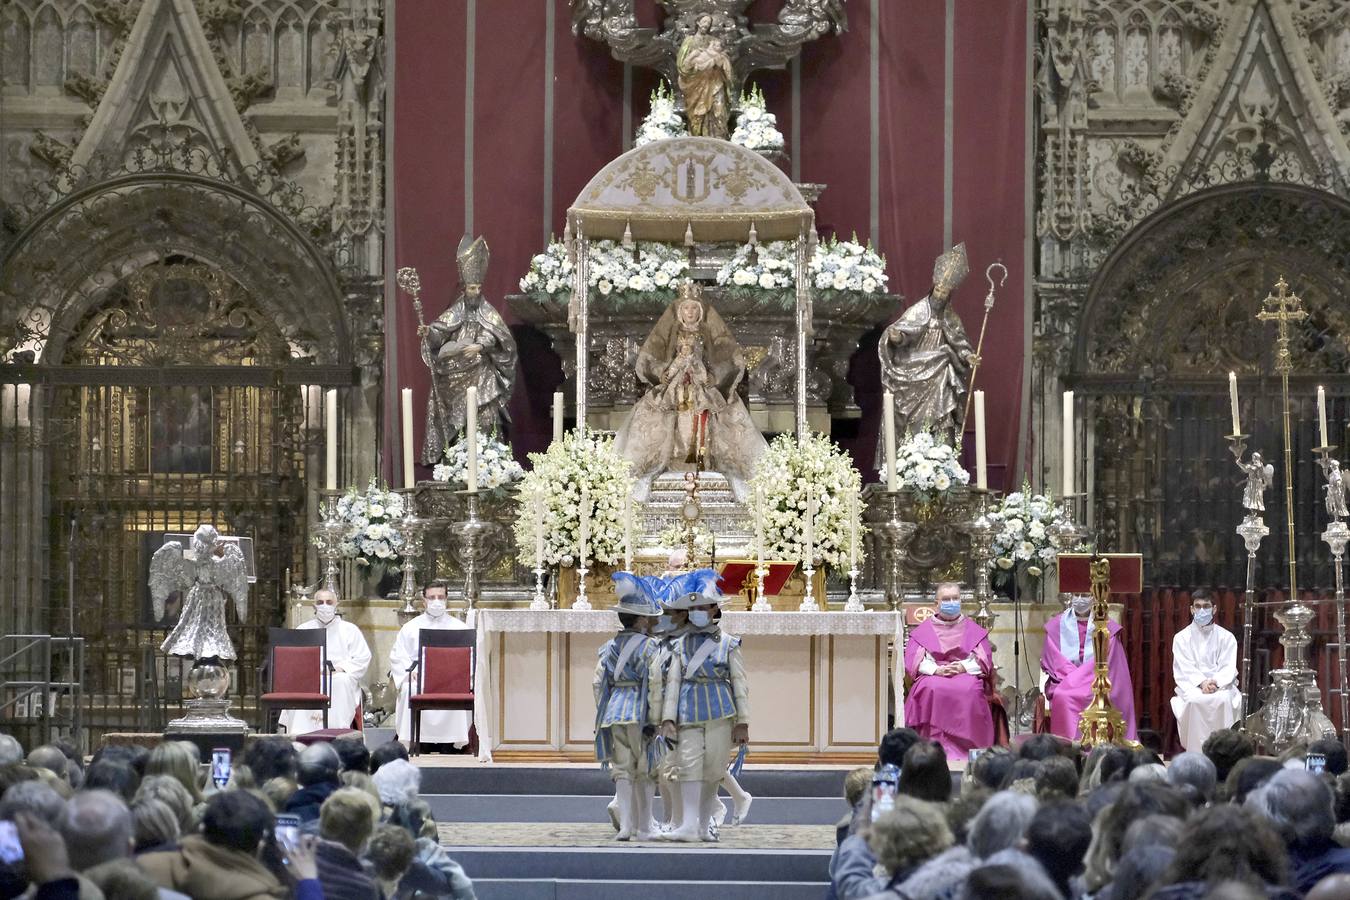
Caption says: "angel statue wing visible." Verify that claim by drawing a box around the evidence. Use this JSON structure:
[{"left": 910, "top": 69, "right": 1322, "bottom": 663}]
[
  {"left": 214, "top": 542, "right": 250, "bottom": 624},
  {"left": 149, "top": 540, "right": 192, "bottom": 623}
]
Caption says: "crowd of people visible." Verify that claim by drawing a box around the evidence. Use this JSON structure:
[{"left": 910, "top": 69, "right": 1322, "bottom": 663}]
[
  {"left": 0, "top": 732, "right": 476, "bottom": 900},
  {"left": 829, "top": 728, "right": 1350, "bottom": 900}
]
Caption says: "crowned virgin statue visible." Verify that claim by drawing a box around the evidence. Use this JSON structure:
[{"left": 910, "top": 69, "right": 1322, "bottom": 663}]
[
  {"left": 615, "top": 282, "right": 767, "bottom": 502},
  {"left": 419, "top": 234, "right": 518, "bottom": 464},
  {"left": 877, "top": 243, "right": 976, "bottom": 463}
]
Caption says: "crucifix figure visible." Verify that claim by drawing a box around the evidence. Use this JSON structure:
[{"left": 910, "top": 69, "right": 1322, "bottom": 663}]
[{"left": 1256, "top": 276, "right": 1307, "bottom": 376}]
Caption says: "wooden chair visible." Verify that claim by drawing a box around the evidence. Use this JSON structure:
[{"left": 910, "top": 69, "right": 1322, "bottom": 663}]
[
  {"left": 407, "top": 628, "right": 475, "bottom": 756},
  {"left": 258, "top": 627, "right": 330, "bottom": 734}
]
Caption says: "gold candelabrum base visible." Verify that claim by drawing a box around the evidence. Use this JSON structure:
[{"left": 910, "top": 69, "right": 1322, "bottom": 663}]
[{"left": 1076, "top": 556, "right": 1139, "bottom": 749}]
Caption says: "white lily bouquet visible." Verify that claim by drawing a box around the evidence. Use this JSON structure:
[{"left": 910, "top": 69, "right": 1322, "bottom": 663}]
[
  {"left": 980, "top": 484, "right": 1065, "bottom": 583},
  {"left": 512, "top": 431, "right": 635, "bottom": 568},
  {"left": 879, "top": 431, "right": 970, "bottom": 501},
  {"left": 635, "top": 83, "right": 686, "bottom": 146},
  {"left": 519, "top": 238, "right": 688, "bottom": 308},
  {"left": 433, "top": 433, "right": 524, "bottom": 494},
  {"left": 326, "top": 478, "right": 406, "bottom": 571},
  {"left": 730, "top": 85, "right": 785, "bottom": 152},
  {"left": 749, "top": 432, "right": 865, "bottom": 570},
  {"left": 715, "top": 235, "right": 889, "bottom": 306}
]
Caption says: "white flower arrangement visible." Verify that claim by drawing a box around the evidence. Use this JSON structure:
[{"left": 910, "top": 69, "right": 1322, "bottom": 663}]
[
  {"left": 512, "top": 431, "right": 636, "bottom": 568},
  {"left": 635, "top": 83, "right": 687, "bottom": 147},
  {"left": 656, "top": 521, "right": 714, "bottom": 559},
  {"left": 519, "top": 238, "right": 688, "bottom": 308},
  {"left": 715, "top": 235, "right": 889, "bottom": 304},
  {"left": 878, "top": 431, "right": 970, "bottom": 500},
  {"left": 730, "top": 85, "right": 785, "bottom": 152},
  {"left": 749, "top": 432, "right": 865, "bottom": 570},
  {"left": 432, "top": 433, "right": 524, "bottom": 493},
  {"left": 325, "top": 478, "right": 406, "bottom": 570},
  {"left": 979, "top": 483, "right": 1066, "bottom": 580}
]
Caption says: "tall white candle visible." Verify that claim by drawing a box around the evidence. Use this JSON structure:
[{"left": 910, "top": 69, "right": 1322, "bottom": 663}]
[
  {"left": 755, "top": 482, "right": 766, "bottom": 570},
  {"left": 803, "top": 486, "right": 816, "bottom": 566},
  {"left": 401, "top": 388, "right": 415, "bottom": 489},
  {"left": 974, "top": 390, "right": 988, "bottom": 491},
  {"left": 534, "top": 494, "right": 546, "bottom": 570},
  {"left": 578, "top": 484, "right": 590, "bottom": 568},
  {"left": 883, "top": 391, "right": 898, "bottom": 492},
  {"left": 465, "top": 386, "right": 478, "bottom": 492},
  {"left": 552, "top": 391, "right": 564, "bottom": 444},
  {"left": 1319, "top": 385, "right": 1329, "bottom": 447},
  {"left": 623, "top": 494, "right": 633, "bottom": 572},
  {"left": 1229, "top": 372, "right": 1241, "bottom": 435},
  {"left": 849, "top": 490, "right": 858, "bottom": 571},
  {"left": 1062, "top": 390, "right": 1075, "bottom": 497},
  {"left": 325, "top": 389, "right": 338, "bottom": 491}
]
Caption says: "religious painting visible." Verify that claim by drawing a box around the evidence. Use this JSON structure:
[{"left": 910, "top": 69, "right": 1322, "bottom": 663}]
[{"left": 150, "top": 386, "right": 214, "bottom": 474}]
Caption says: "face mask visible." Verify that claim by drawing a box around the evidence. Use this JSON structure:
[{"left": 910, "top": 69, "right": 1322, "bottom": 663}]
[
  {"left": 653, "top": 614, "right": 675, "bottom": 634},
  {"left": 938, "top": 600, "right": 962, "bottom": 619},
  {"left": 1193, "top": 607, "right": 1214, "bottom": 627},
  {"left": 1071, "top": 596, "right": 1093, "bottom": 616},
  {"left": 315, "top": 604, "right": 336, "bottom": 625},
  {"left": 425, "top": 598, "right": 447, "bottom": 618},
  {"left": 689, "top": 609, "right": 712, "bottom": 629}
]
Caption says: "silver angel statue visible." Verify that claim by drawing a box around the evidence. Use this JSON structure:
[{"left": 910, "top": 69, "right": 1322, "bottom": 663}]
[
  {"left": 1326, "top": 459, "right": 1349, "bottom": 520},
  {"left": 1238, "top": 452, "right": 1275, "bottom": 515},
  {"left": 419, "top": 234, "right": 518, "bottom": 464},
  {"left": 615, "top": 281, "right": 767, "bottom": 502},
  {"left": 877, "top": 243, "right": 975, "bottom": 461},
  {"left": 150, "top": 525, "right": 249, "bottom": 663}
]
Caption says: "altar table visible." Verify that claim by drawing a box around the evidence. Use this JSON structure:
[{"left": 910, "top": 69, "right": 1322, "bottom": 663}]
[{"left": 472, "top": 609, "right": 903, "bottom": 763}]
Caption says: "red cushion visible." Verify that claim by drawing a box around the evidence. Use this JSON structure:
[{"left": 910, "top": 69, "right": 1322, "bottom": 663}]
[
  {"left": 410, "top": 693, "right": 474, "bottom": 703},
  {"left": 421, "top": 647, "right": 472, "bottom": 695},
  {"left": 294, "top": 728, "right": 357, "bottom": 745},
  {"left": 261, "top": 692, "right": 331, "bottom": 703},
  {"left": 272, "top": 646, "right": 323, "bottom": 694}
]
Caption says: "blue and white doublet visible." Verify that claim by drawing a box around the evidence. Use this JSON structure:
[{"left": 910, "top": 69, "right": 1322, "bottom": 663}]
[
  {"left": 593, "top": 630, "right": 664, "bottom": 779},
  {"left": 662, "top": 628, "right": 750, "bottom": 784}
]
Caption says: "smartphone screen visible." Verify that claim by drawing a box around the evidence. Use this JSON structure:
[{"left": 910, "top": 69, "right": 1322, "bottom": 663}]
[
  {"left": 0, "top": 821, "right": 23, "bottom": 865},
  {"left": 210, "top": 748, "right": 231, "bottom": 789},
  {"left": 274, "top": 813, "right": 301, "bottom": 861},
  {"left": 968, "top": 748, "right": 985, "bottom": 764},
  {"left": 1307, "top": 752, "right": 1327, "bottom": 775}
]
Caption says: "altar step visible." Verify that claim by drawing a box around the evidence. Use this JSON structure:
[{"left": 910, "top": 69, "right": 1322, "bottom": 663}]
[{"left": 425, "top": 792, "right": 839, "bottom": 825}]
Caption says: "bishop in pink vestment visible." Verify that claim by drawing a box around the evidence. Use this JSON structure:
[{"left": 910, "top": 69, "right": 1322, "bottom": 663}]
[
  {"left": 1041, "top": 606, "right": 1137, "bottom": 742},
  {"left": 904, "top": 609, "right": 995, "bottom": 759}
]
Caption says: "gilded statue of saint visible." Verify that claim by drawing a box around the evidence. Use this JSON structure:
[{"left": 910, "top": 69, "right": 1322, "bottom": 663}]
[
  {"left": 677, "top": 14, "right": 734, "bottom": 140},
  {"left": 615, "top": 281, "right": 767, "bottom": 502},
  {"left": 418, "top": 235, "right": 518, "bottom": 464},
  {"left": 877, "top": 243, "right": 976, "bottom": 458}
]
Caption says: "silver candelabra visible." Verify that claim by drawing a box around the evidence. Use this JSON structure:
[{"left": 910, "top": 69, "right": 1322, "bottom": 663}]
[
  {"left": 1230, "top": 433, "right": 1269, "bottom": 724},
  {"left": 313, "top": 492, "right": 349, "bottom": 595},
  {"left": 882, "top": 491, "right": 917, "bottom": 610},
  {"left": 1317, "top": 445, "right": 1350, "bottom": 742},
  {"left": 451, "top": 492, "right": 492, "bottom": 613},
  {"left": 967, "top": 489, "right": 997, "bottom": 631},
  {"left": 395, "top": 495, "right": 430, "bottom": 615}
]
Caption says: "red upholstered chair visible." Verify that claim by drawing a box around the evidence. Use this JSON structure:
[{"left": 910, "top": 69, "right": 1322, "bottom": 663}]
[
  {"left": 408, "top": 629, "right": 475, "bottom": 756},
  {"left": 259, "top": 627, "right": 330, "bottom": 733}
]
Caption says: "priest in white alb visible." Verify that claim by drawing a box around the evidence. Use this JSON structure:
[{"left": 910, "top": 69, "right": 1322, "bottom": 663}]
[
  {"left": 278, "top": 588, "right": 372, "bottom": 735},
  {"left": 389, "top": 580, "right": 474, "bottom": 748},
  {"left": 1170, "top": 589, "right": 1242, "bottom": 751}
]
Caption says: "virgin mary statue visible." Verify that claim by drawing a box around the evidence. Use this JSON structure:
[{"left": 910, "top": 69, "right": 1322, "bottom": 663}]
[{"left": 615, "top": 282, "right": 766, "bottom": 502}]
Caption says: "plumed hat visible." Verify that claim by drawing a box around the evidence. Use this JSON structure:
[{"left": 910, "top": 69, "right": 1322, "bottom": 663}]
[
  {"left": 663, "top": 568, "right": 725, "bottom": 609},
  {"left": 457, "top": 234, "right": 490, "bottom": 286},
  {"left": 932, "top": 242, "right": 969, "bottom": 295},
  {"left": 611, "top": 572, "right": 664, "bottom": 617}
]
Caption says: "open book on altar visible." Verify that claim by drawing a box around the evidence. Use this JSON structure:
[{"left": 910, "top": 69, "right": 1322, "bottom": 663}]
[{"left": 717, "top": 560, "right": 799, "bottom": 600}]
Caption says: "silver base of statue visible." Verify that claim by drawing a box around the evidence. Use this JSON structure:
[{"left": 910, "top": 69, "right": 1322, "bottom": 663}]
[
  {"left": 165, "top": 663, "right": 248, "bottom": 735},
  {"left": 641, "top": 471, "right": 752, "bottom": 556}
]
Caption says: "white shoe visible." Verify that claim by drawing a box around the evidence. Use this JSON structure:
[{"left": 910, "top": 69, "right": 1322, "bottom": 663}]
[
  {"left": 607, "top": 796, "right": 620, "bottom": 832},
  {"left": 710, "top": 799, "right": 728, "bottom": 827},
  {"left": 659, "top": 783, "right": 704, "bottom": 842},
  {"left": 614, "top": 779, "right": 636, "bottom": 841},
  {"left": 634, "top": 781, "right": 657, "bottom": 841},
  {"left": 732, "top": 793, "right": 753, "bottom": 825}
]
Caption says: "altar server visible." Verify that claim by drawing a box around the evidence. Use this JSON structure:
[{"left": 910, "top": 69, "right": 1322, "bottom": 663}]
[
  {"left": 902, "top": 582, "right": 995, "bottom": 759},
  {"left": 659, "top": 570, "right": 750, "bottom": 843},
  {"left": 1042, "top": 594, "right": 1138, "bottom": 742},
  {"left": 389, "top": 581, "right": 473, "bottom": 749},
  {"left": 278, "top": 588, "right": 372, "bottom": 735},
  {"left": 594, "top": 574, "right": 666, "bottom": 840},
  {"left": 1170, "top": 590, "right": 1242, "bottom": 751}
]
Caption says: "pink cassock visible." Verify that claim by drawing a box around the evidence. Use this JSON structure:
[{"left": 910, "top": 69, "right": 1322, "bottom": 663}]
[
  {"left": 1041, "top": 612, "right": 1137, "bottom": 741},
  {"left": 903, "top": 616, "right": 995, "bottom": 759}
]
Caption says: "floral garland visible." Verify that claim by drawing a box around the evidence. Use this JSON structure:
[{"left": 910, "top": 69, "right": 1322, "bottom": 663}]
[
  {"left": 730, "top": 85, "right": 785, "bottom": 152},
  {"left": 878, "top": 431, "right": 970, "bottom": 500},
  {"left": 512, "top": 431, "right": 635, "bottom": 568},
  {"left": 432, "top": 433, "right": 524, "bottom": 494},
  {"left": 326, "top": 478, "right": 406, "bottom": 571},
  {"left": 519, "top": 239, "right": 688, "bottom": 307},
  {"left": 715, "top": 236, "right": 889, "bottom": 305},
  {"left": 979, "top": 484, "right": 1065, "bottom": 580},
  {"left": 634, "top": 83, "right": 686, "bottom": 147},
  {"left": 749, "top": 432, "right": 865, "bottom": 570}
]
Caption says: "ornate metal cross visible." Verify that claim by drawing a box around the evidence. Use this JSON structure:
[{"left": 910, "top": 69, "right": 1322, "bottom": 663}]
[{"left": 1256, "top": 276, "right": 1307, "bottom": 374}]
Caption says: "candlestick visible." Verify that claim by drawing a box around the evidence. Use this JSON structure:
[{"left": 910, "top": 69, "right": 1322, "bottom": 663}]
[
  {"left": 755, "top": 482, "right": 766, "bottom": 571},
  {"left": 552, "top": 391, "right": 564, "bottom": 444},
  {"left": 974, "top": 390, "right": 988, "bottom": 490},
  {"left": 1229, "top": 371, "right": 1241, "bottom": 436},
  {"left": 401, "top": 388, "right": 415, "bottom": 489},
  {"left": 531, "top": 493, "right": 549, "bottom": 610},
  {"left": 803, "top": 486, "right": 816, "bottom": 567},
  {"left": 623, "top": 493, "right": 633, "bottom": 572},
  {"left": 465, "top": 387, "right": 478, "bottom": 492},
  {"left": 883, "top": 392, "right": 897, "bottom": 491},
  {"left": 575, "top": 484, "right": 591, "bottom": 610},
  {"left": 1062, "top": 390, "right": 1074, "bottom": 497},
  {"left": 800, "top": 487, "right": 819, "bottom": 613},
  {"left": 325, "top": 389, "right": 338, "bottom": 491},
  {"left": 1320, "top": 385, "right": 1330, "bottom": 448},
  {"left": 849, "top": 490, "right": 859, "bottom": 572}
]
